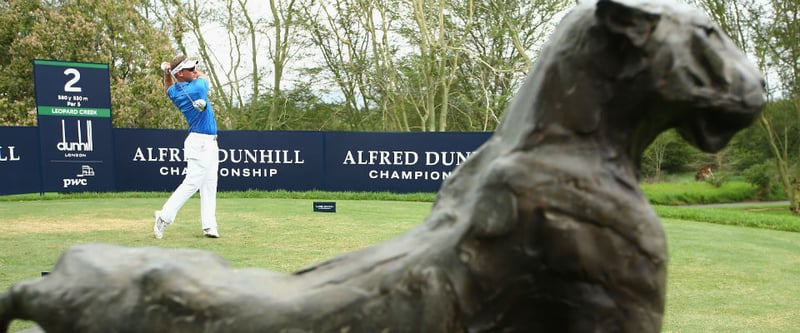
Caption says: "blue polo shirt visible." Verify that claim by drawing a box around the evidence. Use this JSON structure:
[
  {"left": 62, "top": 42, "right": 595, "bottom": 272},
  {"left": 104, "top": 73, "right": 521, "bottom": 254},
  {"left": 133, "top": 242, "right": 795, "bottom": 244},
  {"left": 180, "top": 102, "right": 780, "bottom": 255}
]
[{"left": 168, "top": 77, "right": 217, "bottom": 135}]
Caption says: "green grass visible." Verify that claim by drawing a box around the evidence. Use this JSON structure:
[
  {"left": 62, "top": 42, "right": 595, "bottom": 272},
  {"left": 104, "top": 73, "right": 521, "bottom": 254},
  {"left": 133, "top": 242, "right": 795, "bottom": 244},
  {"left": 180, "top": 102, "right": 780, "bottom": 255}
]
[
  {"left": 0, "top": 197, "right": 430, "bottom": 273},
  {"left": 655, "top": 204, "right": 800, "bottom": 233},
  {"left": 0, "top": 190, "right": 438, "bottom": 203},
  {"left": 663, "top": 218, "right": 800, "bottom": 332},
  {"left": 0, "top": 179, "right": 782, "bottom": 206},
  {"left": 1, "top": 192, "right": 799, "bottom": 332},
  {"left": 0, "top": 196, "right": 432, "bottom": 332},
  {"left": 6, "top": 179, "right": 769, "bottom": 206}
]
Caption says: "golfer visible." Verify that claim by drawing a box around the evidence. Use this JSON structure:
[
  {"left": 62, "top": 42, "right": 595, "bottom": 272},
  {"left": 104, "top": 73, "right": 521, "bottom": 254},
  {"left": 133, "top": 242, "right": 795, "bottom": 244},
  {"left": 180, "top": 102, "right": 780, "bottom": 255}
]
[{"left": 153, "top": 55, "right": 220, "bottom": 239}]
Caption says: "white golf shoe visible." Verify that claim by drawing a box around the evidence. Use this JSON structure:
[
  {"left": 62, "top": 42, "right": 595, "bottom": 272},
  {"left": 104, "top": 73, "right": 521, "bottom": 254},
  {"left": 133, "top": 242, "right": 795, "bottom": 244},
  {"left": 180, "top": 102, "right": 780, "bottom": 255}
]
[
  {"left": 203, "top": 227, "right": 220, "bottom": 238},
  {"left": 153, "top": 211, "right": 169, "bottom": 239}
]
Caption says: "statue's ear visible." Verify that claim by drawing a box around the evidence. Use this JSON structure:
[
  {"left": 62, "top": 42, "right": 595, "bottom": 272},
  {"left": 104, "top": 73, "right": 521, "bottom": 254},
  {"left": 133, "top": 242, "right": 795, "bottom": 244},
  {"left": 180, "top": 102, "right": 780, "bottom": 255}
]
[{"left": 596, "top": 0, "right": 660, "bottom": 46}]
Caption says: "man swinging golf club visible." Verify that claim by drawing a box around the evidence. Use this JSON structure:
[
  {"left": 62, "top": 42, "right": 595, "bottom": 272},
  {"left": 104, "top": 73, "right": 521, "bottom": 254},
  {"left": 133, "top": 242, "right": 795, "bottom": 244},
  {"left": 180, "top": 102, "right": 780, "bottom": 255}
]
[{"left": 153, "top": 55, "right": 220, "bottom": 239}]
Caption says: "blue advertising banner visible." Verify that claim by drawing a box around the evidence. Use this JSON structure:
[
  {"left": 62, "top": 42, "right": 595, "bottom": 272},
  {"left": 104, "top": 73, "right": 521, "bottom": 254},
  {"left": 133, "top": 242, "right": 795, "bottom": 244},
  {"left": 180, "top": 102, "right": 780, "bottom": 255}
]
[
  {"left": 216, "top": 130, "right": 324, "bottom": 191},
  {"left": 114, "top": 128, "right": 186, "bottom": 192},
  {"left": 33, "top": 60, "right": 115, "bottom": 192},
  {"left": 324, "top": 132, "right": 491, "bottom": 193},
  {"left": 0, "top": 127, "right": 41, "bottom": 195},
  {"left": 114, "top": 129, "right": 325, "bottom": 192},
  {"left": 1, "top": 126, "right": 493, "bottom": 195}
]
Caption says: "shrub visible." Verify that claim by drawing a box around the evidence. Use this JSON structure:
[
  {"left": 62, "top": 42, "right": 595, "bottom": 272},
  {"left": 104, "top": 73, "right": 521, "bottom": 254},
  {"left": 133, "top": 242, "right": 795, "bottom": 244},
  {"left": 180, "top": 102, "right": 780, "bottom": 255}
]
[
  {"left": 704, "top": 173, "right": 727, "bottom": 188},
  {"left": 742, "top": 162, "right": 785, "bottom": 201},
  {"left": 641, "top": 180, "right": 761, "bottom": 205}
]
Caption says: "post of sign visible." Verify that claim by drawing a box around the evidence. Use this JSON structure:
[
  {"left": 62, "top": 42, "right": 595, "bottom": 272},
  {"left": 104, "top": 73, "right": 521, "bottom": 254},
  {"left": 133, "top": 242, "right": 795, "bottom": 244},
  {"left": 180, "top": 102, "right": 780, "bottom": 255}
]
[{"left": 33, "top": 59, "right": 115, "bottom": 192}]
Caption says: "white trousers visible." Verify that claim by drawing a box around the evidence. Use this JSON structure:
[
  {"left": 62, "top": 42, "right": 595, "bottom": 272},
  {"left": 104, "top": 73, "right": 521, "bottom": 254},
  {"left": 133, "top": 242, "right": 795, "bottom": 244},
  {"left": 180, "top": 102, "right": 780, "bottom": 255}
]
[{"left": 159, "top": 132, "right": 219, "bottom": 230}]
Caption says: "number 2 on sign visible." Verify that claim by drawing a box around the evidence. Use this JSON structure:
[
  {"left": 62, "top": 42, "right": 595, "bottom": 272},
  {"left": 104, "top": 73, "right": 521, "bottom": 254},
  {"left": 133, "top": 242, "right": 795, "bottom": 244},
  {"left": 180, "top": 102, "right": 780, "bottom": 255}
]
[{"left": 63, "top": 68, "right": 82, "bottom": 93}]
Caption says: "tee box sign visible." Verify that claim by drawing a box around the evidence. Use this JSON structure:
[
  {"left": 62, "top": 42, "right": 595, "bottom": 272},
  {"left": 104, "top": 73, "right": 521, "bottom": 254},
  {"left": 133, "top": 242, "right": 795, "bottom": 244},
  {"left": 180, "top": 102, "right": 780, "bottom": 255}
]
[
  {"left": 313, "top": 201, "right": 337, "bottom": 213},
  {"left": 33, "top": 59, "right": 115, "bottom": 192}
]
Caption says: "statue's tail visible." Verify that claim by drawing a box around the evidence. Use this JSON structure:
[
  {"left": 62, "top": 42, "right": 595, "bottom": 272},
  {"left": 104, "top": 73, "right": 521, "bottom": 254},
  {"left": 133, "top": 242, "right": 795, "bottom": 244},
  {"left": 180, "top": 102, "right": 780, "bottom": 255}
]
[
  {"left": 0, "top": 289, "right": 14, "bottom": 333},
  {"left": 0, "top": 283, "right": 36, "bottom": 333}
]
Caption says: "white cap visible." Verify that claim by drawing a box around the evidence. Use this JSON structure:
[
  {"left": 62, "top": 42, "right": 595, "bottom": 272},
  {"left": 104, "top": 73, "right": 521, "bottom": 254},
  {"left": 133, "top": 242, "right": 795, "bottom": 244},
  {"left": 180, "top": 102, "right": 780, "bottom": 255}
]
[{"left": 170, "top": 59, "right": 199, "bottom": 75}]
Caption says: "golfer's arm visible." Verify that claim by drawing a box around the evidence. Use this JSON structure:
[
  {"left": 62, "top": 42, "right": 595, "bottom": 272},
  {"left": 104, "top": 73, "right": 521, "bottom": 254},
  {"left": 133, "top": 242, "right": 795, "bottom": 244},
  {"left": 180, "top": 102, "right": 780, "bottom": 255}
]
[{"left": 163, "top": 71, "right": 173, "bottom": 95}]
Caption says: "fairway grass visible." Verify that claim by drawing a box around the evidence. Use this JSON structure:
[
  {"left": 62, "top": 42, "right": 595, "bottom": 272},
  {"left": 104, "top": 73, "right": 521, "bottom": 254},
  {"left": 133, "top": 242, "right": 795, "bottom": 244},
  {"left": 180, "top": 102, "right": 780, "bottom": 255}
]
[
  {"left": 1, "top": 197, "right": 799, "bottom": 332},
  {"left": 663, "top": 219, "right": 800, "bottom": 332}
]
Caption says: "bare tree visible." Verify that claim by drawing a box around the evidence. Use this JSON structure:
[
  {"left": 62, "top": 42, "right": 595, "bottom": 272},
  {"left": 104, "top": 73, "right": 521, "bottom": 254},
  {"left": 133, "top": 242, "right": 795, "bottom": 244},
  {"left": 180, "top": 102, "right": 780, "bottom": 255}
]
[
  {"left": 355, "top": 0, "right": 410, "bottom": 131},
  {"left": 215, "top": 0, "right": 259, "bottom": 114},
  {"left": 300, "top": 0, "right": 376, "bottom": 130},
  {"left": 264, "top": 0, "right": 308, "bottom": 129},
  {"left": 760, "top": 0, "right": 800, "bottom": 206},
  {"left": 452, "top": 0, "right": 571, "bottom": 131},
  {"left": 399, "top": 0, "right": 473, "bottom": 132}
]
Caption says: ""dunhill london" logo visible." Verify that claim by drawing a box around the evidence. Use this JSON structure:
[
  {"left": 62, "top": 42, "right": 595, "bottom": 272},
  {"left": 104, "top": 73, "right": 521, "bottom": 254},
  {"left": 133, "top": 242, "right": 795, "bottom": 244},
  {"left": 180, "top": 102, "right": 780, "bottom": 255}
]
[{"left": 57, "top": 119, "right": 94, "bottom": 152}]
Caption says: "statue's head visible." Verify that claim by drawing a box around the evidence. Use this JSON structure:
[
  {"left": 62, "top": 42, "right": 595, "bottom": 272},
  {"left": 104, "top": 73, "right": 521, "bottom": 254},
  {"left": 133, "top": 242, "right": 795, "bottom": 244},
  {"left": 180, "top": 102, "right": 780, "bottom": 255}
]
[
  {"left": 595, "top": 0, "right": 766, "bottom": 153},
  {"left": 510, "top": 0, "right": 765, "bottom": 158}
]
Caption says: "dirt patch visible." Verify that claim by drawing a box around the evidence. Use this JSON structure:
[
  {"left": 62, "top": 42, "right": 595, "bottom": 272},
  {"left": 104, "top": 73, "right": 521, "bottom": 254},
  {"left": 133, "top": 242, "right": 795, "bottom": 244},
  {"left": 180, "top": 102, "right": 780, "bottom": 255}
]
[
  {"left": 0, "top": 217, "right": 145, "bottom": 235},
  {"left": 745, "top": 208, "right": 787, "bottom": 212}
]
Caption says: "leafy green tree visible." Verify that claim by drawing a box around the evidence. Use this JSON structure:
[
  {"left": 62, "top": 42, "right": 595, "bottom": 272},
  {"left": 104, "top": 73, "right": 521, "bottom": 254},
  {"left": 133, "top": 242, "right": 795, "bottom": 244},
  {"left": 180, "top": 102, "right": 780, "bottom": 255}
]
[
  {"left": 0, "top": 0, "right": 176, "bottom": 128},
  {"left": 642, "top": 130, "right": 700, "bottom": 181},
  {"left": 235, "top": 84, "right": 350, "bottom": 130},
  {"left": 0, "top": 0, "right": 41, "bottom": 126},
  {"left": 731, "top": 121, "right": 784, "bottom": 199},
  {"left": 757, "top": 0, "right": 800, "bottom": 212}
]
